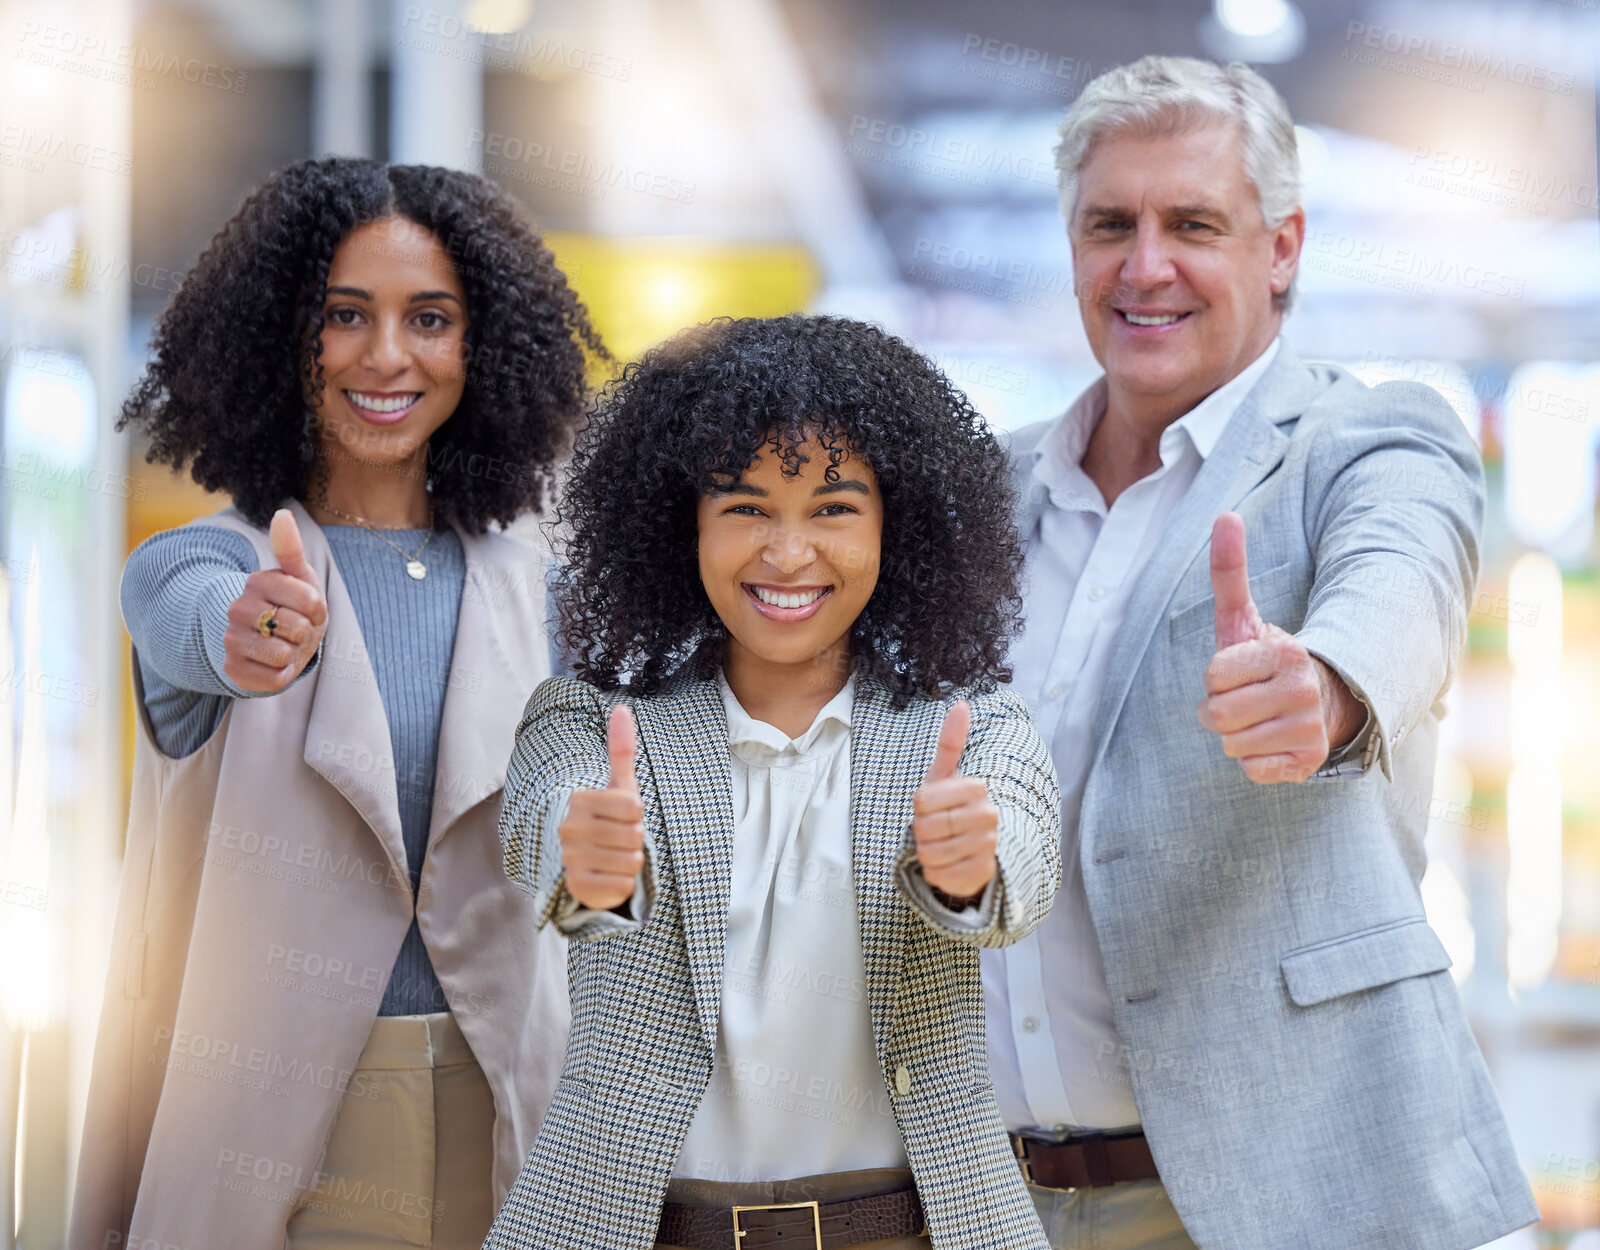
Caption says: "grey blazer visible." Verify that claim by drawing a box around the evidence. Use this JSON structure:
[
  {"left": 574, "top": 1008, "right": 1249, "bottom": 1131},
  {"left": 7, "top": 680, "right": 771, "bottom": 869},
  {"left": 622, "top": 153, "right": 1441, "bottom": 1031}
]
[
  {"left": 1007, "top": 340, "right": 1538, "bottom": 1250},
  {"left": 488, "top": 674, "right": 1063, "bottom": 1250}
]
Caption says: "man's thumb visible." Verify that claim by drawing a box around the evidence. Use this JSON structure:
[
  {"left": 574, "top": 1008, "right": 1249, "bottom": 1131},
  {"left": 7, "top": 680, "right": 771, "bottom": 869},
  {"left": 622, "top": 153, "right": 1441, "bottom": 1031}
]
[
  {"left": 923, "top": 700, "right": 971, "bottom": 784},
  {"left": 605, "top": 704, "right": 638, "bottom": 793},
  {"left": 1210, "top": 512, "right": 1263, "bottom": 650},
  {"left": 270, "top": 509, "right": 316, "bottom": 583}
]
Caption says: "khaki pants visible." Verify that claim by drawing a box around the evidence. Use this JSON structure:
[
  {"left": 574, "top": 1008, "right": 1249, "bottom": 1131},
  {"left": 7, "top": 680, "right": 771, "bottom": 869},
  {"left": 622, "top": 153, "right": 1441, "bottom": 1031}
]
[
  {"left": 286, "top": 1012, "right": 495, "bottom": 1250},
  {"left": 1028, "top": 1176, "right": 1199, "bottom": 1250},
  {"left": 656, "top": 1167, "right": 931, "bottom": 1249}
]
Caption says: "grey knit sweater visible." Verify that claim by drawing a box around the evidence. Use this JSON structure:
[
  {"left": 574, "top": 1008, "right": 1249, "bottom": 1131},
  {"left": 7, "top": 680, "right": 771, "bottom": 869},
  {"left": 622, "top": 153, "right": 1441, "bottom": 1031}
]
[{"left": 120, "top": 521, "right": 465, "bottom": 1017}]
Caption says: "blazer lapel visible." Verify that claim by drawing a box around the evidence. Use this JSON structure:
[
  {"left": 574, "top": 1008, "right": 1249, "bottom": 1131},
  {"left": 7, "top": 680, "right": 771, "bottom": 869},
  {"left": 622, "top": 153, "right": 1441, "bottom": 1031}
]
[
  {"left": 1083, "top": 344, "right": 1320, "bottom": 787},
  {"left": 291, "top": 498, "right": 409, "bottom": 887},
  {"left": 632, "top": 680, "right": 734, "bottom": 1049},
  {"left": 849, "top": 677, "right": 934, "bottom": 1062},
  {"left": 426, "top": 528, "right": 548, "bottom": 852}
]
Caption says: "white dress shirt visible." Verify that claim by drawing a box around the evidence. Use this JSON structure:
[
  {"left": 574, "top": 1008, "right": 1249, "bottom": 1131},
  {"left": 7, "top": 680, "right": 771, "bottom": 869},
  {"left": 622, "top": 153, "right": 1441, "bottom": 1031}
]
[
  {"left": 672, "top": 672, "right": 910, "bottom": 1181},
  {"left": 982, "top": 339, "right": 1282, "bottom": 1133}
]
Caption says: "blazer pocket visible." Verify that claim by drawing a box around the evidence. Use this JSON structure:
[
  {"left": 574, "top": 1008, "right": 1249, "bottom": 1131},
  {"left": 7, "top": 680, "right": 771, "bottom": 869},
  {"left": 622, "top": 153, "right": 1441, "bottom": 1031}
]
[
  {"left": 1167, "top": 560, "right": 1302, "bottom": 644},
  {"left": 1279, "top": 917, "right": 1452, "bottom": 1007}
]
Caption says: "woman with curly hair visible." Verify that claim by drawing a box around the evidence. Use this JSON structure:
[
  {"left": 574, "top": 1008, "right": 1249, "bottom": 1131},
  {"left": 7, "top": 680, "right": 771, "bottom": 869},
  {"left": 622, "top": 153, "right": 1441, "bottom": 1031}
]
[
  {"left": 70, "top": 157, "right": 603, "bottom": 1250},
  {"left": 488, "top": 315, "right": 1061, "bottom": 1250}
]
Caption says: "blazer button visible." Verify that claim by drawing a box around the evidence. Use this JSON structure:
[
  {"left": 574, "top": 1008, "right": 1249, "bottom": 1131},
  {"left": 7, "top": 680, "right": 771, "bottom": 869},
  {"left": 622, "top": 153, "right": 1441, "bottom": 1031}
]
[{"left": 894, "top": 1065, "right": 911, "bottom": 1096}]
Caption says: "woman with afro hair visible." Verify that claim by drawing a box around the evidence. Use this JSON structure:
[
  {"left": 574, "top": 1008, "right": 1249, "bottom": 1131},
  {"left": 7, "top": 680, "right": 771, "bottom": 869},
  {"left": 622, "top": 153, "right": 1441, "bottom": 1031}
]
[
  {"left": 70, "top": 157, "right": 602, "bottom": 1250},
  {"left": 489, "top": 315, "right": 1061, "bottom": 1250}
]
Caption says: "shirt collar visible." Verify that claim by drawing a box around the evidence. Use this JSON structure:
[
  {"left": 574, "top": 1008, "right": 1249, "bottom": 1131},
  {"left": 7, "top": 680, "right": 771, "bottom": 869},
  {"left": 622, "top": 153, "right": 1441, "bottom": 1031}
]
[
  {"left": 1033, "top": 378, "right": 1107, "bottom": 513},
  {"left": 717, "top": 670, "right": 855, "bottom": 757},
  {"left": 1033, "top": 336, "right": 1282, "bottom": 491},
  {"left": 1169, "top": 336, "right": 1281, "bottom": 460}
]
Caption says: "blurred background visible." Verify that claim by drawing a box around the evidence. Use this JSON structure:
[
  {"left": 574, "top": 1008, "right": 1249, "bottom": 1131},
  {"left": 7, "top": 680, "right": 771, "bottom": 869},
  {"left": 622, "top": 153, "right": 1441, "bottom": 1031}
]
[{"left": 0, "top": 0, "right": 1596, "bottom": 1245}]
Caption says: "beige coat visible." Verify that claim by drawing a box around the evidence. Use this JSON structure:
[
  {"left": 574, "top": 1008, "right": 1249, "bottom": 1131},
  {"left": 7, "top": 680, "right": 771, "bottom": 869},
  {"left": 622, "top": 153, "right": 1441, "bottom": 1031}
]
[{"left": 69, "top": 499, "right": 569, "bottom": 1250}]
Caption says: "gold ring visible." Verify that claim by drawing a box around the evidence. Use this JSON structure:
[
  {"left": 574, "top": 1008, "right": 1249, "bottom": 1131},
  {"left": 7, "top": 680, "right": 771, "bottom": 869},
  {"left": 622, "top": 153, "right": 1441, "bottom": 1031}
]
[{"left": 256, "top": 607, "right": 280, "bottom": 638}]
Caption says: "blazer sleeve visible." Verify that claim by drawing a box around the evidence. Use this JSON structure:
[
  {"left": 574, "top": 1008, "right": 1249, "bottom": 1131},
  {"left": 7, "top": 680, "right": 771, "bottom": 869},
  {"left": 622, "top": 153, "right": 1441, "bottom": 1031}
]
[
  {"left": 498, "top": 675, "right": 658, "bottom": 940},
  {"left": 1294, "top": 379, "right": 1484, "bottom": 781},
  {"left": 895, "top": 687, "right": 1062, "bottom": 948}
]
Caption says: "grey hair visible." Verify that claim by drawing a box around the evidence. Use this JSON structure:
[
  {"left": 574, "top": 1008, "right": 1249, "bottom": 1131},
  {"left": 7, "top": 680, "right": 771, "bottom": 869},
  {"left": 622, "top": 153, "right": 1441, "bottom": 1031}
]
[{"left": 1054, "top": 55, "right": 1301, "bottom": 312}]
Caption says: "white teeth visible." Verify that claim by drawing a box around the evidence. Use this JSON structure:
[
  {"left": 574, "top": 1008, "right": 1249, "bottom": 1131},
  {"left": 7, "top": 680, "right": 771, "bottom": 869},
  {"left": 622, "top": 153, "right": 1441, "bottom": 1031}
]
[
  {"left": 346, "top": 391, "right": 420, "bottom": 413},
  {"left": 752, "top": 586, "right": 824, "bottom": 609},
  {"left": 1123, "top": 312, "right": 1184, "bottom": 326}
]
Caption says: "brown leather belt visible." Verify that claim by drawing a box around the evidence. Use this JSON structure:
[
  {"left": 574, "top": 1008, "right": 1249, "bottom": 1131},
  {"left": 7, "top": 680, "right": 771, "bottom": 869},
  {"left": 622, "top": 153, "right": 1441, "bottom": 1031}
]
[
  {"left": 656, "top": 1184, "right": 926, "bottom": 1249},
  {"left": 1011, "top": 1129, "right": 1160, "bottom": 1189}
]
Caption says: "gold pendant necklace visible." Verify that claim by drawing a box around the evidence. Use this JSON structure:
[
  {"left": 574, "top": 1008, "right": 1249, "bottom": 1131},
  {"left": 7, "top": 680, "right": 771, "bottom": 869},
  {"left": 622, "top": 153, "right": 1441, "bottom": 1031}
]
[{"left": 316, "top": 499, "right": 436, "bottom": 579}]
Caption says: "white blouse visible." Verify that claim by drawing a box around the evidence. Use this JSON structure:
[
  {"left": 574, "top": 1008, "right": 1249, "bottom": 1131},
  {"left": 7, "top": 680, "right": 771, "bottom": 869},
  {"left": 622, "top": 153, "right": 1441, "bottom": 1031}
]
[{"left": 671, "top": 672, "right": 910, "bottom": 1181}]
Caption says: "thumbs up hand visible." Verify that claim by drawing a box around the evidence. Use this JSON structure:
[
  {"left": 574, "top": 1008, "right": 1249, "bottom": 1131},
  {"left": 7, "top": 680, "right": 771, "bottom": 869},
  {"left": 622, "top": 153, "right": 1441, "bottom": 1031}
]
[
  {"left": 1198, "top": 513, "right": 1363, "bottom": 784},
  {"left": 223, "top": 508, "right": 329, "bottom": 692},
  {"left": 558, "top": 704, "right": 646, "bottom": 910},
  {"left": 1209, "top": 510, "right": 1265, "bottom": 651},
  {"left": 911, "top": 701, "right": 999, "bottom": 901}
]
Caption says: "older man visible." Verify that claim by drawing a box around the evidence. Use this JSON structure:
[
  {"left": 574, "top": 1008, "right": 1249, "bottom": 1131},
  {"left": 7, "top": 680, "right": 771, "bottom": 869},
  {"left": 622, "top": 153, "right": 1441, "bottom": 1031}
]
[{"left": 990, "top": 56, "right": 1538, "bottom": 1250}]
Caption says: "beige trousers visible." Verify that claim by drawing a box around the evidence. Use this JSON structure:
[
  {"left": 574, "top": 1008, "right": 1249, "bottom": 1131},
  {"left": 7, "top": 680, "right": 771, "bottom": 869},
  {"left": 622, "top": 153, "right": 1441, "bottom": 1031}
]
[
  {"left": 656, "top": 1167, "right": 931, "bottom": 1249},
  {"left": 1028, "top": 1176, "right": 1199, "bottom": 1250},
  {"left": 285, "top": 1012, "right": 495, "bottom": 1250}
]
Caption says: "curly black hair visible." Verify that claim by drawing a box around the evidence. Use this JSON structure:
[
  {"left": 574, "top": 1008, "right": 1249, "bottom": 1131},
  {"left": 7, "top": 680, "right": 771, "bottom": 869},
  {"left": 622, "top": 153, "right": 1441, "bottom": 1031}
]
[
  {"left": 118, "top": 156, "right": 607, "bottom": 532},
  {"left": 554, "top": 314, "right": 1024, "bottom": 703}
]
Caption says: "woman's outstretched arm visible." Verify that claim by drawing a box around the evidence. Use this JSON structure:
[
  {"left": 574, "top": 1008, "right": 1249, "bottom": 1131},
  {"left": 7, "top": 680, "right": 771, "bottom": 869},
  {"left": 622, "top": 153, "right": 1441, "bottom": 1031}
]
[
  {"left": 498, "top": 675, "right": 657, "bottom": 939},
  {"left": 897, "top": 687, "right": 1062, "bottom": 948}
]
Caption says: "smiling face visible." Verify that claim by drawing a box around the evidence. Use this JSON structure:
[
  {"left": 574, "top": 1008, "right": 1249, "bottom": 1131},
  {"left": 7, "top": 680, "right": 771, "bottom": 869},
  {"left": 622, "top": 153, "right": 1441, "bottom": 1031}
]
[
  {"left": 309, "top": 215, "right": 469, "bottom": 475},
  {"left": 1070, "top": 121, "right": 1303, "bottom": 425},
  {"left": 696, "top": 434, "right": 883, "bottom": 685}
]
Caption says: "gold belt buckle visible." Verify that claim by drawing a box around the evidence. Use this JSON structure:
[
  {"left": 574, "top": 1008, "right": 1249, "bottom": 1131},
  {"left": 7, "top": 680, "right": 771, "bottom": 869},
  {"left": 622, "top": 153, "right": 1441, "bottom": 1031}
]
[
  {"left": 731, "top": 1199, "right": 822, "bottom": 1250},
  {"left": 1013, "top": 1136, "right": 1034, "bottom": 1185}
]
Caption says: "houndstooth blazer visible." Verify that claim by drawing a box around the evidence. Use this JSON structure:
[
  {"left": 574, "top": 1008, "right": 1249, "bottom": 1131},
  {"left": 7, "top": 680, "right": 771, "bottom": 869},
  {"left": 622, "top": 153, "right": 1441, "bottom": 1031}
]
[{"left": 487, "top": 672, "right": 1061, "bottom": 1250}]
